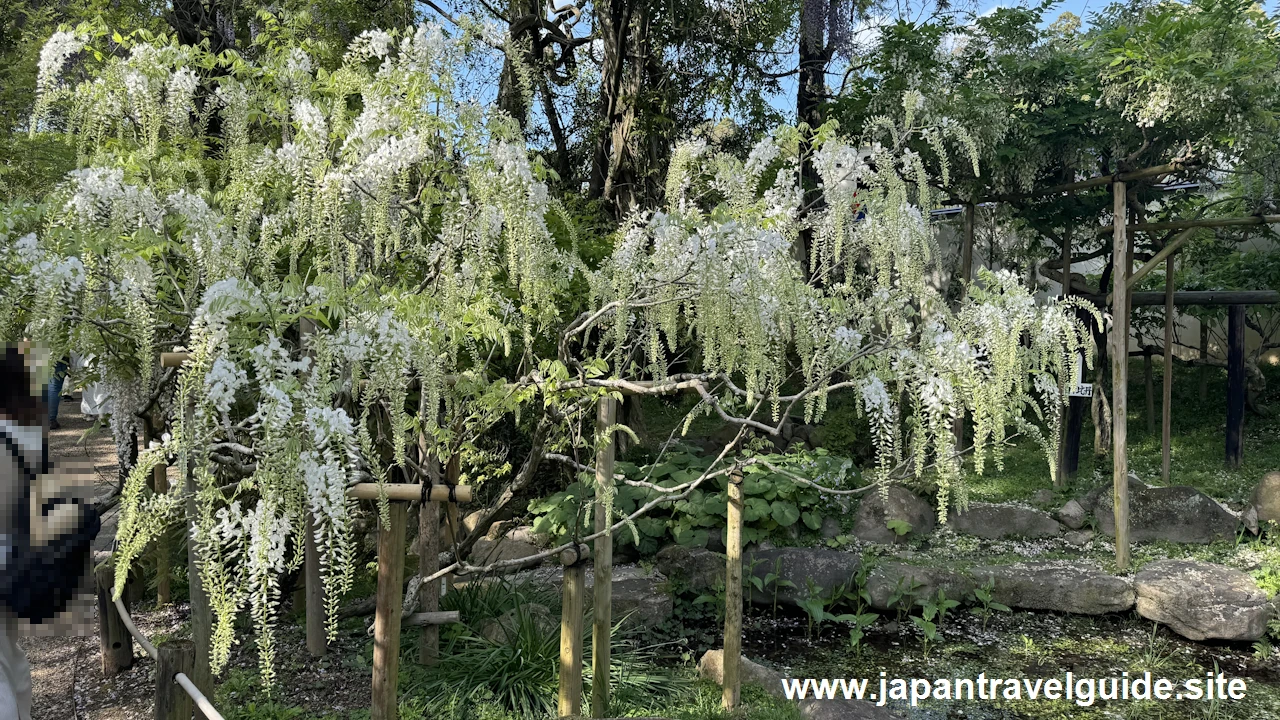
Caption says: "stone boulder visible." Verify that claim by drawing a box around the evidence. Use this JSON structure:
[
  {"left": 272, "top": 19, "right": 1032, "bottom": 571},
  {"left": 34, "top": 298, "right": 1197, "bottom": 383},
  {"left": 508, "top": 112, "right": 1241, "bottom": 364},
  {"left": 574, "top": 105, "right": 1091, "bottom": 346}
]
[
  {"left": 1057, "top": 500, "right": 1088, "bottom": 530},
  {"left": 746, "top": 548, "right": 861, "bottom": 607},
  {"left": 470, "top": 536, "right": 543, "bottom": 566},
  {"left": 970, "top": 562, "right": 1135, "bottom": 615},
  {"left": 851, "top": 487, "right": 936, "bottom": 544},
  {"left": 699, "top": 650, "right": 904, "bottom": 719},
  {"left": 479, "top": 603, "right": 556, "bottom": 644},
  {"left": 1133, "top": 560, "right": 1272, "bottom": 641},
  {"left": 1079, "top": 473, "right": 1148, "bottom": 514},
  {"left": 1063, "top": 530, "right": 1095, "bottom": 547},
  {"left": 654, "top": 544, "right": 725, "bottom": 593},
  {"left": 1252, "top": 471, "right": 1280, "bottom": 525},
  {"left": 610, "top": 565, "right": 674, "bottom": 626},
  {"left": 865, "top": 563, "right": 975, "bottom": 611},
  {"left": 1094, "top": 486, "right": 1238, "bottom": 544},
  {"left": 1030, "top": 489, "right": 1056, "bottom": 506},
  {"left": 949, "top": 503, "right": 1061, "bottom": 539}
]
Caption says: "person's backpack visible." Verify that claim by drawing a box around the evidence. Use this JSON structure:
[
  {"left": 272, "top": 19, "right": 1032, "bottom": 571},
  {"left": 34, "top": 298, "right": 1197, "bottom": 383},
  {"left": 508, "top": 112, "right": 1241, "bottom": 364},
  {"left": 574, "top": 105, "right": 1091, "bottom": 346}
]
[{"left": 0, "top": 430, "right": 100, "bottom": 622}]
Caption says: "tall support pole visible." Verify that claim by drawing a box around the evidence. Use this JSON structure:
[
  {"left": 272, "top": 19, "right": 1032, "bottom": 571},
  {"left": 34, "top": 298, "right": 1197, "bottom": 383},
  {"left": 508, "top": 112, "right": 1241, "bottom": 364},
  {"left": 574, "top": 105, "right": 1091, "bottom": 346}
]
[
  {"left": 1226, "top": 305, "right": 1246, "bottom": 469},
  {"left": 721, "top": 471, "right": 744, "bottom": 710},
  {"left": 1144, "top": 348, "right": 1156, "bottom": 435},
  {"left": 1111, "top": 181, "right": 1131, "bottom": 570},
  {"left": 185, "top": 411, "right": 213, "bottom": 718},
  {"left": 591, "top": 397, "right": 618, "bottom": 719},
  {"left": 418, "top": 455, "right": 441, "bottom": 666},
  {"left": 301, "top": 318, "right": 326, "bottom": 657},
  {"left": 1162, "top": 255, "right": 1176, "bottom": 483},
  {"left": 153, "top": 460, "right": 170, "bottom": 605},
  {"left": 954, "top": 202, "right": 975, "bottom": 447},
  {"left": 1057, "top": 225, "right": 1075, "bottom": 488},
  {"left": 558, "top": 548, "right": 587, "bottom": 718},
  {"left": 1199, "top": 323, "right": 1210, "bottom": 402},
  {"left": 372, "top": 501, "right": 407, "bottom": 720}
]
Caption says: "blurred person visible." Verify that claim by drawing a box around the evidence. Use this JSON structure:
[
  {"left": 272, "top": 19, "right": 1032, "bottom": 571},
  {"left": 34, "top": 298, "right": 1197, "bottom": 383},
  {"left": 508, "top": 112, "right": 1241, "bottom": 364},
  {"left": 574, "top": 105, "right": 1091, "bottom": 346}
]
[
  {"left": 0, "top": 345, "right": 101, "bottom": 720},
  {"left": 44, "top": 356, "right": 69, "bottom": 430}
]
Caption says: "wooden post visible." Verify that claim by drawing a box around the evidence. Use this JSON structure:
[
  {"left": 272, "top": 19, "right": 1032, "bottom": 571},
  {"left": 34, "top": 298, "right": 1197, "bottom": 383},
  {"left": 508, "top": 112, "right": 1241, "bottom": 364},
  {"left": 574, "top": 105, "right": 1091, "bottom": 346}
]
[
  {"left": 722, "top": 471, "right": 744, "bottom": 710},
  {"left": 1056, "top": 227, "right": 1073, "bottom": 489},
  {"left": 1226, "top": 304, "right": 1246, "bottom": 469},
  {"left": 558, "top": 548, "right": 587, "bottom": 719},
  {"left": 152, "top": 461, "right": 171, "bottom": 606},
  {"left": 417, "top": 490, "right": 440, "bottom": 666},
  {"left": 1162, "top": 255, "right": 1175, "bottom": 484},
  {"left": 1199, "top": 323, "right": 1210, "bottom": 402},
  {"left": 1144, "top": 347, "right": 1155, "bottom": 435},
  {"left": 372, "top": 501, "right": 408, "bottom": 720},
  {"left": 184, "top": 407, "right": 213, "bottom": 717},
  {"left": 301, "top": 318, "right": 326, "bottom": 657},
  {"left": 954, "top": 202, "right": 975, "bottom": 447},
  {"left": 155, "top": 641, "right": 195, "bottom": 720},
  {"left": 95, "top": 565, "right": 133, "bottom": 677},
  {"left": 1111, "top": 180, "right": 1131, "bottom": 570},
  {"left": 591, "top": 397, "right": 617, "bottom": 719}
]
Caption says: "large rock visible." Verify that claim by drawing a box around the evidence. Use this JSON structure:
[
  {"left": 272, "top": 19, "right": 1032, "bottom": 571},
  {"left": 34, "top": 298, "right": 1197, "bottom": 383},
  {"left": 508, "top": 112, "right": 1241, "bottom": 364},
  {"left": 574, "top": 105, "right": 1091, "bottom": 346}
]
[
  {"left": 470, "top": 537, "right": 544, "bottom": 565},
  {"left": 655, "top": 544, "right": 724, "bottom": 593},
  {"left": 478, "top": 603, "right": 556, "bottom": 644},
  {"left": 1252, "top": 471, "right": 1280, "bottom": 524},
  {"left": 1079, "top": 473, "right": 1147, "bottom": 514},
  {"left": 1057, "top": 500, "right": 1088, "bottom": 530},
  {"left": 865, "top": 563, "right": 974, "bottom": 611},
  {"left": 746, "top": 548, "right": 861, "bottom": 607},
  {"left": 949, "top": 503, "right": 1061, "bottom": 539},
  {"left": 970, "top": 562, "right": 1135, "bottom": 615},
  {"left": 699, "top": 651, "right": 903, "bottom": 719},
  {"left": 1095, "top": 486, "right": 1238, "bottom": 544},
  {"left": 611, "top": 565, "right": 674, "bottom": 626},
  {"left": 1133, "top": 560, "right": 1272, "bottom": 641},
  {"left": 851, "top": 487, "right": 936, "bottom": 544}
]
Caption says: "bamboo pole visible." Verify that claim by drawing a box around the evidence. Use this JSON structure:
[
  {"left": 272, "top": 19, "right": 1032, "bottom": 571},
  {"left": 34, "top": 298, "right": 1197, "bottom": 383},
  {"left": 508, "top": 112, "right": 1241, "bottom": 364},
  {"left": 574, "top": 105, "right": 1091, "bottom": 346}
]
[
  {"left": 1111, "top": 181, "right": 1131, "bottom": 571},
  {"left": 155, "top": 641, "right": 195, "bottom": 720},
  {"left": 371, "top": 501, "right": 408, "bottom": 720},
  {"left": 722, "top": 471, "right": 744, "bottom": 710},
  {"left": 301, "top": 318, "right": 326, "bottom": 657},
  {"left": 1226, "top": 305, "right": 1246, "bottom": 469},
  {"left": 1096, "top": 214, "right": 1280, "bottom": 236},
  {"left": 558, "top": 548, "right": 587, "bottom": 718},
  {"left": 591, "top": 397, "right": 617, "bottom": 719},
  {"left": 348, "top": 483, "right": 473, "bottom": 503},
  {"left": 1057, "top": 225, "right": 1072, "bottom": 489},
  {"left": 1162, "top": 255, "right": 1175, "bottom": 484}
]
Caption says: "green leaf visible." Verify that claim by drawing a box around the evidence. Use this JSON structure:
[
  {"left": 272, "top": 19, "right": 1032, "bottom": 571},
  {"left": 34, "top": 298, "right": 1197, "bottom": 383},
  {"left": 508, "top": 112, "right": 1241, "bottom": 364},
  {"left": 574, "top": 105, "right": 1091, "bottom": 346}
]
[
  {"left": 770, "top": 500, "right": 800, "bottom": 527},
  {"left": 744, "top": 497, "right": 771, "bottom": 522},
  {"left": 801, "top": 511, "right": 822, "bottom": 531}
]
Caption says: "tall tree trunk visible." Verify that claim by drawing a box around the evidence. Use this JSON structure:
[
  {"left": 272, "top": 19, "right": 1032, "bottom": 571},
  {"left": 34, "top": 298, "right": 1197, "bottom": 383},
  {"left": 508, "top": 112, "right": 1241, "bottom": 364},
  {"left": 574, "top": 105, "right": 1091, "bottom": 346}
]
[
  {"left": 795, "top": 0, "right": 833, "bottom": 276},
  {"left": 603, "top": 3, "right": 650, "bottom": 211},
  {"left": 497, "top": 1, "right": 541, "bottom": 130},
  {"left": 590, "top": 0, "right": 634, "bottom": 200}
]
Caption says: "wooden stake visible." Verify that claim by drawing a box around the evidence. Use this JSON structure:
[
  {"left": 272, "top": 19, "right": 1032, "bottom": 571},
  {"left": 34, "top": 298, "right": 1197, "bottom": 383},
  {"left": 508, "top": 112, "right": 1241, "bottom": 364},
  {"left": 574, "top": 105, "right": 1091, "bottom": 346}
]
[
  {"left": 1111, "top": 180, "right": 1131, "bottom": 571},
  {"left": 953, "top": 202, "right": 975, "bottom": 447},
  {"left": 300, "top": 317, "right": 327, "bottom": 657},
  {"left": 591, "top": 396, "right": 617, "bottom": 718},
  {"left": 722, "top": 471, "right": 744, "bottom": 710},
  {"left": 155, "top": 641, "right": 194, "bottom": 720},
  {"left": 184, "top": 402, "right": 213, "bottom": 718},
  {"left": 1056, "top": 226, "right": 1073, "bottom": 489},
  {"left": 1226, "top": 305, "right": 1246, "bottom": 469},
  {"left": 1199, "top": 323, "right": 1210, "bottom": 402},
  {"left": 152, "top": 461, "right": 170, "bottom": 605},
  {"left": 1144, "top": 347, "right": 1155, "bottom": 436},
  {"left": 417, "top": 487, "right": 440, "bottom": 666},
  {"left": 1162, "top": 255, "right": 1175, "bottom": 484},
  {"left": 558, "top": 557, "right": 586, "bottom": 718},
  {"left": 372, "top": 502, "right": 407, "bottom": 720},
  {"left": 95, "top": 565, "right": 133, "bottom": 677}
]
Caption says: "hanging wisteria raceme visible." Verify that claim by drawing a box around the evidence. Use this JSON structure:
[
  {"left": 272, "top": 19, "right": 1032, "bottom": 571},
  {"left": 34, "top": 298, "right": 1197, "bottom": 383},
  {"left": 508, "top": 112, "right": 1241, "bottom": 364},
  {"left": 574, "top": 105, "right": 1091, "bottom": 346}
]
[{"left": 1, "top": 20, "right": 1098, "bottom": 684}]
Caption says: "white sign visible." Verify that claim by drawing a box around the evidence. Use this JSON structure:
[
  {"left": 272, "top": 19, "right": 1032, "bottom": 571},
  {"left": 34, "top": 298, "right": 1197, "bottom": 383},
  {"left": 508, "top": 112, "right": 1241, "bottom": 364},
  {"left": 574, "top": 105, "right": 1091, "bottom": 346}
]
[{"left": 1070, "top": 383, "right": 1093, "bottom": 398}]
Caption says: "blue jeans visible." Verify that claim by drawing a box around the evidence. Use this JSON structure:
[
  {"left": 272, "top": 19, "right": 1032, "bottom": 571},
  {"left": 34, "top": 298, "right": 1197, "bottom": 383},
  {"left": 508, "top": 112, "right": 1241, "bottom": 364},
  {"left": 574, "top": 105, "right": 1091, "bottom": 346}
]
[{"left": 47, "top": 359, "right": 68, "bottom": 423}]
